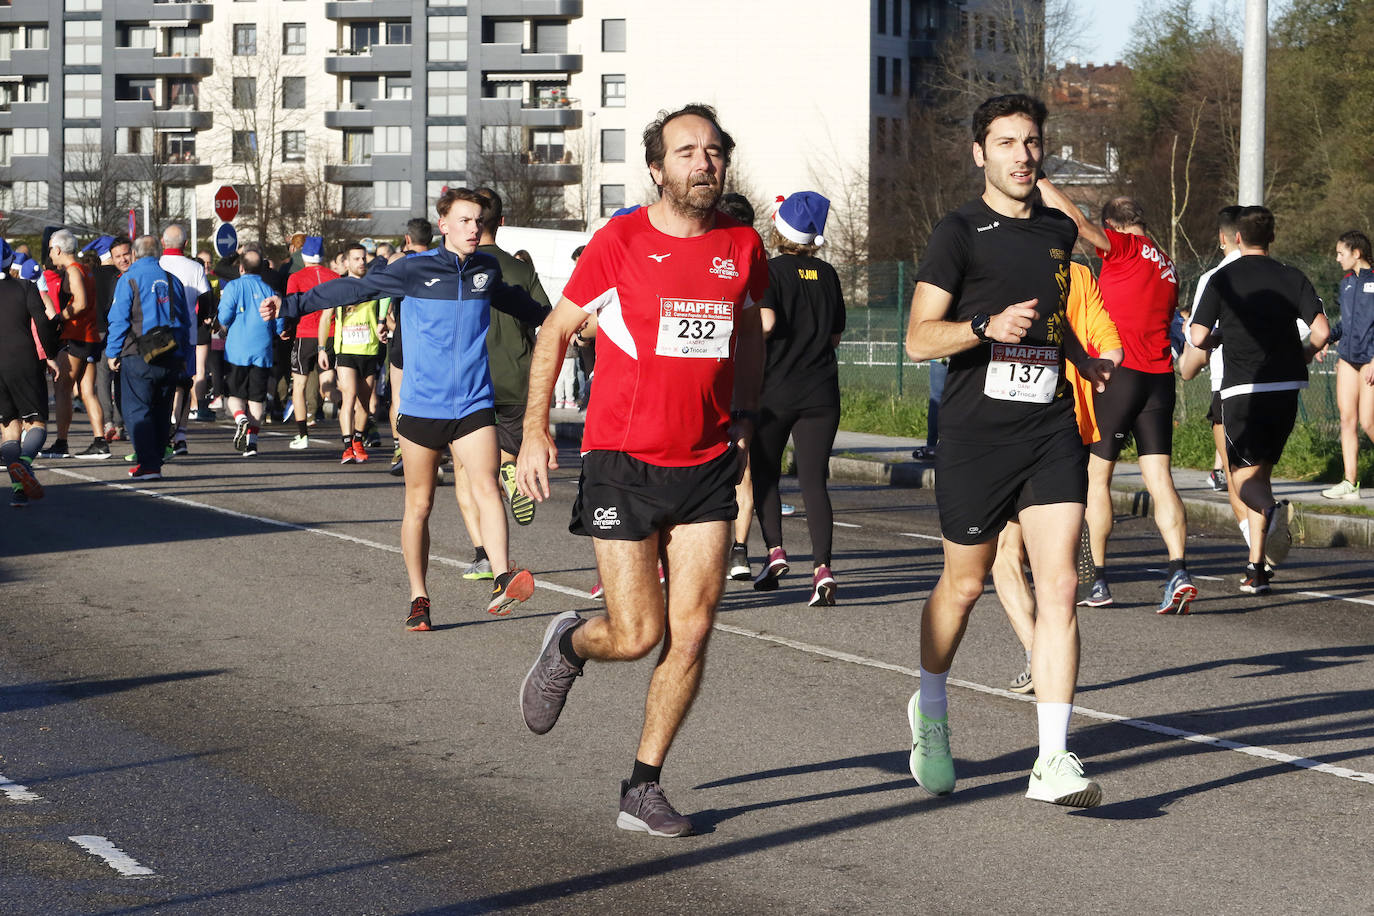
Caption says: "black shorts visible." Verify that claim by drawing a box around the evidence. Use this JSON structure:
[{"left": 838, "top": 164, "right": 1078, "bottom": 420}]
[
  {"left": 571, "top": 447, "right": 738, "bottom": 541},
  {"left": 227, "top": 363, "right": 271, "bottom": 402},
  {"left": 60, "top": 340, "right": 101, "bottom": 363},
  {"left": 1090, "top": 367, "right": 1176, "bottom": 460},
  {"left": 389, "top": 319, "right": 404, "bottom": 371},
  {"left": 936, "top": 426, "right": 1087, "bottom": 545},
  {"left": 290, "top": 337, "right": 319, "bottom": 376},
  {"left": 495, "top": 403, "right": 525, "bottom": 456},
  {"left": 0, "top": 361, "right": 48, "bottom": 424},
  {"left": 335, "top": 353, "right": 381, "bottom": 377},
  {"left": 197, "top": 323, "right": 212, "bottom": 347},
  {"left": 396, "top": 407, "right": 495, "bottom": 451},
  {"left": 1206, "top": 390, "right": 1224, "bottom": 426},
  {"left": 1222, "top": 390, "right": 1299, "bottom": 468}
]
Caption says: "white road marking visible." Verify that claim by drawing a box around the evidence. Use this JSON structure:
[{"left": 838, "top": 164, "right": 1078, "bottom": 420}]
[
  {"left": 47, "top": 467, "right": 1374, "bottom": 786},
  {"left": 0, "top": 774, "right": 42, "bottom": 803},
  {"left": 833, "top": 521, "right": 862, "bottom": 529},
  {"left": 899, "top": 532, "right": 942, "bottom": 541},
  {"left": 1147, "top": 567, "right": 1374, "bottom": 604},
  {"left": 68, "top": 836, "right": 155, "bottom": 877}
]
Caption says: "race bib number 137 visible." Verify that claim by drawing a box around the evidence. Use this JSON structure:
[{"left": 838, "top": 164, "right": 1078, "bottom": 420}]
[
  {"left": 656, "top": 297, "right": 733, "bottom": 359},
  {"left": 983, "top": 344, "right": 1059, "bottom": 403}
]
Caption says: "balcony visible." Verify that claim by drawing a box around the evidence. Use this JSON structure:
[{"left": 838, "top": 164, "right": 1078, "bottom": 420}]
[
  {"left": 480, "top": 0, "right": 583, "bottom": 15},
  {"left": 0, "top": 100, "right": 48, "bottom": 128},
  {"left": 4, "top": 154, "right": 52, "bottom": 180},
  {"left": 527, "top": 161, "right": 580, "bottom": 184},
  {"left": 324, "top": 0, "right": 413, "bottom": 20},
  {"left": 5, "top": 48, "right": 49, "bottom": 75},
  {"left": 108, "top": 152, "right": 212, "bottom": 184},
  {"left": 908, "top": 38, "right": 938, "bottom": 59},
  {"left": 0, "top": 0, "right": 52, "bottom": 22},
  {"left": 477, "top": 44, "right": 581, "bottom": 74},
  {"left": 324, "top": 98, "right": 413, "bottom": 130},
  {"left": 324, "top": 44, "right": 414, "bottom": 75},
  {"left": 477, "top": 97, "right": 582, "bottom": 129},
  {"left": 112, "top": 48, "right": 214, "bottom": 77},
  {"left": 153, "top": 107, "right": 211, "bottom": 131},
  {"left": 323, "top": 162, "right": 375, "bottom": 183},
  {"left": 110, "top": 1, "right": 214, "bottom": 23}
]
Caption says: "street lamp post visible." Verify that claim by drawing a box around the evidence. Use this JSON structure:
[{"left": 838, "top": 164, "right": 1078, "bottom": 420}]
[{"left": 1237, "top": 0, "right": 1267, "bottom": 206}]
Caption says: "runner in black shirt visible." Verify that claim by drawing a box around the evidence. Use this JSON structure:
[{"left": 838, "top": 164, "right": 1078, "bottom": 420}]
[
  {"left": 0, "top": 240, "right": 59, "bottom": 506},
  {"left": 1190, "top": 206, "right": 1329, "bottom": 593},
  {"left": 903, "top": 94, "right": 1113, "bottom": 809}
]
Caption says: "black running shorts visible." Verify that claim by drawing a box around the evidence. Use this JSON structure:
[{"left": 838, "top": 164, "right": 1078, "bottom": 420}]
[
  {"left": 290, "top": 337, "right": 318, "bottom": 376},
  {"left": 60, "top": 339, "right": 101, "bottom": 363},
  {"left": 0, "top": 361, "right": 47, "bottom": 424},
  {"left": 935, "top": 426, "right": 1088, "bottom": 545},
  {"left": 1222, "top": 390, "right": 1298, "bottom": 468},
  {"left": 226, "top": 363, "right": 270, "bottom": 402},
  {"left": 395, "top": 407, "right": 495, "bottom": 451},
  {"left": 570, "top": 446, "right": 739, "bottom": 541},
  {"left": 1090, "top": 367, "right": 1176, "bottom": 460},
  {"left": 197, "top": 322, "right": 212, "bottom": 347},
  {"left": 1206, "top": 390, "right": 1224, "bottom": 426},
  {"left": 335, "top": 353, "right": 381, "bottom": 377},
  {"left": 495, "top": 403, "right": 525, "bottom": 457},
  {"left": 389, "top": 318, "right": 404, "bottom": 371}
]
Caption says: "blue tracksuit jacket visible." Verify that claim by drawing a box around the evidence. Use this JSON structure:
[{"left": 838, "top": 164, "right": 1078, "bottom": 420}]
[
  {"left": 219, "top": 273, "right": 285, "bottom": 368},
  {"left": 106, "top": 255, "right": 192, "bottom": 364}
]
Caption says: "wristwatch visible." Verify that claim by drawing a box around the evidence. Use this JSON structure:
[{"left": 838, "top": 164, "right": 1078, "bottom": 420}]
[{"left": 971, "top": 312, "right": 992, "bottom": 342}]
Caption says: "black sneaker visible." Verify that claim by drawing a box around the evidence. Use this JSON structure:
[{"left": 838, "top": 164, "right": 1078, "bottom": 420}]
[
  {"left": 617, "top": 780, "right": 694, "bottom": 837},
  {"left": 727, "top": 543, "right": 751, "bottom": 581},
  {"left": 39, "top": 438, "right": 69, "bottom": 459},
  {"left": 1208, "top": 468, "right": 1226, "bottom": 491},
  {"left": 171, "top": 438, "right": 189, "bottom": 457},
  {"left": 1239, "top": 564, "right": 1271, "bottom": 595},
  {"left": 520, "top": 611, "right": 583, "bottom": 734},
  {"left": 75, "top": 437, "right": 112, "bottom": 460},
  {"left": 10, "top": 487, "right": 28, "bottom": 508},
  {"left": 753, "top": 546, "right": 789, "bottom": 591},
  {"left": 487, "top": 568, "right": 534, "bottom": 616},
  {"left": 405, "top": 596, "right": 432, "bottom": 631}
]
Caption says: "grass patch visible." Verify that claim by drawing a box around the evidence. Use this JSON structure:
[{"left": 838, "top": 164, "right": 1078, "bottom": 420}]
[
  {"left": 839, "top": 388, "right": 929, "bottom": 438},
  {"left": 1291, "top": 500, "right": 1374, "bottom": 518}
]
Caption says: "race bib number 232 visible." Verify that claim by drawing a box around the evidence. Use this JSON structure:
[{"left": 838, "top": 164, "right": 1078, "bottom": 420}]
[
  {"left": 983, "top": 344, "right": 1059, "bottom": 403},
  {"left": 655, "top": 297, "right": 733, "bottom": 359}
]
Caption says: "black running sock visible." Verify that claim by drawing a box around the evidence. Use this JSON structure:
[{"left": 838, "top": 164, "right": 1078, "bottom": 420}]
[
  {"left": 558, "top": 623, "right": 586, "bottom": 668},
  {"left": 296, "top": 419, "right": 308, "bottom": 436},
  {"left": 733, "top": 541, "right": 746, "bottom": 551},
  {"left": 473, "top": 546, "right": 488, "bottom": 562},
  {"left": 628, "top": 759, "right": 661, "bottom": 789},
  {"left": 1167, "top": 558, "right": 1187, "bottom": 576},
  {"left": 342, "top": 436, "right": 351, "bottom": 447},
  {"left": 1093, "top": 566, "right": 1106, "bottom": 580}
]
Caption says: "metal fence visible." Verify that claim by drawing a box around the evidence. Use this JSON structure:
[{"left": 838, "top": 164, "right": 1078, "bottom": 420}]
[{"left": 834, "top": 256, "right": 1347, "bottom": 434}]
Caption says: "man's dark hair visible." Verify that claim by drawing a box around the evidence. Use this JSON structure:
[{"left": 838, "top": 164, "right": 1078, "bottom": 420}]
[
  {"left": 1236, "top": 206, "right": 1276, "bottom": 248},
  {"left": 344, "top": 240, "right": 367, "bottom": 257},
  {"left": 718, "top": 192, "right": 755, "bottom": 225},
  {"left": 435, "top": 186, "right": 486, "bottom": 218},
  {"left": 405, "top": 218, "right": 433, "bottom": 247},
  {"left": 473, "top": 186, "right": 503, "bottom": 230},
  {"left": 110, "top": 235, "right": 133, "bottom": 252},
  {"left": 642, "top": 103, "right": 735, "bottom": 171},
  {"left": 971, "top": 94, "right": 1047, "bottom": 147},
  {"left": 1338, "top": 230, "right": 1371, "bottom": 263},
  {"left": 1217, "top": 205, "right": 1243, "bottom": 235},
  {"left": 571, "top": 245, "right": 585, "bottom": 262},
  {"left": 1102, "top": 197, "right": 1148, "bottom": 231}
]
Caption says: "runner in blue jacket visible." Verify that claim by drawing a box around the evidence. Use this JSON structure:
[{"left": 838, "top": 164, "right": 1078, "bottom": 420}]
[{"left": 218, "top": 249, "right": 285, "bottom": 456}]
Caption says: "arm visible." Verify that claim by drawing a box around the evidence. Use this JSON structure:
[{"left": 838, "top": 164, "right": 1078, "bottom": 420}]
[
  {"left": 63, "top": 264, "right": 90, "bottom": 319},
  {"left": 491, "top": 280, "right": 551, "bottom": 326},
  {"left": 730, "top": 304, "right": 765, "bottom": 481},
  {"left": 24, "top": 281, "right": 59, "bottom": 357},
  {"left": 516, "top": 298, "right": 587, "bottom": 501},
  {"left": 1037, "top": 177, "right": 1110, "bottom": 254},
  {"left": 1305, "top": 312, "right": 1331, "bottom": 361},
  {"left": 217, "top": 282, "right": 238, "bottom": 331},
  {"left": 1062, "top": 327, "right": 1116, "bottom": 392},
  {"left": 105, "top": 276, "right": 133, "bottom": 366},
  {"left": 904, "top": 281, "right": 1038, "bottom": 361},
  {"left": 759, "top": 307, "right": 777, "bottom": 338},
  {"left": 263, "top": 264, "right": 407, "bottom": 322}
]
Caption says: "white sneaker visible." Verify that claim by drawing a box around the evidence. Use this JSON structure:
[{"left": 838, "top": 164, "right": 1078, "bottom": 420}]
[
  {"left": 288, "top": 434, "right": 310, "bottom": 450},
  {"left": 1026, "top": 751, "right": 1102, "bottom": 808},
  {"left": 1264, "top": 500, "right": 1292, "bottom": 566},
  {"left": 1321, "top": 479, "right": 1360, "bottom": 500}
]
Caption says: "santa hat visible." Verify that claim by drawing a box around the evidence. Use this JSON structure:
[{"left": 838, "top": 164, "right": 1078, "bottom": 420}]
[
  {"left": 773, "top": 191, "right": 830, "bottom": 246},
  {"left": 0, "top": 240, "right": 14, "bottom": 273},
  {"left": 302, "top": 236, "right": 324, "bottom": 264},
  {"left": 82, "top": 235, "right": 115, "bottom": 263}
]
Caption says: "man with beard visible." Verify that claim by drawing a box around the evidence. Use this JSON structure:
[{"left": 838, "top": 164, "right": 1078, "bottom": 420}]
[
  {"left": 515, "top": 104, "right": 768, "bottom": 837},
  {"left": 903, "top": 94, "right": 1113, "bottom": 808}
]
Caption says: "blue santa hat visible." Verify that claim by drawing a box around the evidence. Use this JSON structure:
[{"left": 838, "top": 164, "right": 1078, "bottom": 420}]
[
  {"left": 0, "top": 240, "right": 14, "bottom": 273},
  {"left": 773, "top": 191, "right": 830, "bottom": 247},
  {"left": 18, "top": 256, "right": 40, "bottom": 280},
  {"left": 302, "top": 236, "right": 324, "bottom": 264},
  {"left": 82, "top": 235, "right": 116, "bottom": 263}
]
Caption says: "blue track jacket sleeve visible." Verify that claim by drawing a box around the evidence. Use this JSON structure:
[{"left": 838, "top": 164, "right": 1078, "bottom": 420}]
[
  {"left": 282, "top": 260, "right": 410, "bottom": 319},
  {"left": 217, "top": 279, "right": 240, "bottom": 331},
  {"left": 106, "top": 275, "right": 133, "bottom": 358}
]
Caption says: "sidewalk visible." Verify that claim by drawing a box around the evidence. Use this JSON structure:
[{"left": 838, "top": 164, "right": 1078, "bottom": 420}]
[{"left": 549, "top": 408, "right": 1374, "bottom": 551}]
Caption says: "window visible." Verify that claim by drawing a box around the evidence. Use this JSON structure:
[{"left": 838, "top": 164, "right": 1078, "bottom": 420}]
[
  {"left": 600, "top": 184, "right": 625, "bottom": 218},
  {"left": 65, "top": 19, "right": 101, "bottom": 65},
  {"left": 234, "top": 24, "right": 257, "bottom": 56},
  {"left": 892, "top": 58, "right": 901, "bottom": 96},
  {"left": 384, "top": 76, "right": 412, "bottom": 100},
  {"left": 427, "top": 125, "right": 465, "bottom": 171},
  {"left": 341, "top": 185, "right": 373, "bottom": 216},
  {"left": 237, "top": 186, "right": 259, "bottom": 216},
  {"left": 484, "top": 20, "right": 523, "bottom": 44},
  {"left": 349, "top": 77, "right": 379, "bottom": 104},
  {"left": 14, "top": 181, "right": 48, "bottom": 209},
  {"left": 427, "top": 16, "right": 466, "bottom": 61},
  {"left": 164, "top": 132, "right": 196, "bottom": 161},
  {"left": 480, "top": 125, "right": 519, "bottom": 153},
  {"left": 115, "top": 76, "right": 156, "bottom": 102},
  {"left": 282, "top": 77, "right": 306, "bottom": 109},
  {"left": 385, "top": 22, "right": 412, "bottom": 45},
  {"left": 529, "top": 130, "right": 564, "bottom": 163},
  {"left": 533, "top": 22, "right": 567, "bottom": 53},
  {"left": 15, "top": 128, "right": 47, "bottom": 157},
  {"left": 350, "top": 22, "right": 379, "bottom": 52},
  {"left": 876, "top": 56, "right": 886, "bottom": 95},
  {"left": 65, "top": 0, "right": 101, "bottom": 11},
  {"left": 282, "top": 22, "right": 305, "bottom": 55},
  {"left": 63, "top": 127, "right": 101, "bottom": 172},
  {"left": 602, "top": 19, "right": 626, "bottom": 52},
  {"left": 233, "top": 77, "right": 256, "bottom": 109},
  {"left": 483, "top": 79, "right": 520, "bottom": 99},
  {"left": 24, "top": 25, "right": 49, "bottom": 50},
  {"left": 602, "top": 74, "right": 625, "bottom": 107},
  {"left": 167, "top": 79, "right": 198, "bottom": 109},
  {"left": 118, "top": 25, "right": 157, "bottom": 50},
  {"left": 63, "top": 74, "right": 101, "bottom": 119},
  {"left": 21, "top": 79, "right": 47, "bottom": 104},
  {"left": 375, "top": 125, "right": 410, "bottom": 155},
  {"left": 0, "top": 132, "right": 10, "bottom": 166},
  {"left": 374, "top": 180, "right": 409, "bottom": 209},
  {"left": 893, "top": 0, "right": 902, "bottom": 35},
  {"left": 973, "top": 14, "right": 982, "bottom": 49},
  {"left": 426, "top": 180, "right": 447, "bottom": 214},
  {"left": 167, "top": 27, "right": 200, "bottom": 57},
  {"left": 601, "top": 129, "right": 625, "bottom": 163},
  {"left": 343, "top": 130, "right": 373, "bottom": 164},
  {"left": 115, "top": 126, "right": 144, "bottom": 155},
  {"left": 65, "top": 180, "right": 100, "bottom": 223},
  {"left": 427, "top": 70, "right": 465, "bottom": 116},
  {"left": 232, "top": 130, "right": 257, "bottom": 163},
  {"left": 0, "top": 186, "right": 10, "bottom": 213},
  {"left": 875, "top": 117, "right": 887, "bottom": 154},
  {"left": 282, "top": 130, "right": 305, "bottom": 162},
  {"left": 878, "top": 0, "right": 887, "bottom": 34},
  {"left": 281, "top": 183, "right": 306, "bottom": 215},
  {"left": 161, "top": 185, "right": 194, "bottom": 219},
  {"left": 0, "top": 30, "right": 14, "bottom": 61}
]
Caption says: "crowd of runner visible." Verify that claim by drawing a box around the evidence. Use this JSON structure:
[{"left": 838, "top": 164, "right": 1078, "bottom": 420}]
[{"left": 3, "top": 94, "right": 1369, "bottom": 835}]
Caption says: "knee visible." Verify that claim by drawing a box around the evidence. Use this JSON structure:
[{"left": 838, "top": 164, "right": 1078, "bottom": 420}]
[
  {"left": 605, "top": 617, "right": 662, "bottom": 660},
  {"left": 664, "top": 615, "right": 712, "bottom": 661},
  {"left": 939, "top": 572, "right": 986, "bottom": 610}
]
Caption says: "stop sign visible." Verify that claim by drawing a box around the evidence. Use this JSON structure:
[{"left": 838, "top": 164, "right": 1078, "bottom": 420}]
[{"left": 214, "top": 185, "right": 240, "bottom": 223}]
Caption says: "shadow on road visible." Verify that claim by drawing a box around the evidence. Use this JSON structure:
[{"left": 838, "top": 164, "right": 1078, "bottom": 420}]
[{"left": 0, "top": 669, "right": 229, "bottom": 714}]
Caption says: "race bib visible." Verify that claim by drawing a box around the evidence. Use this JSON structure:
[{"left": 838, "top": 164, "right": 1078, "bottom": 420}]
[
  {"left": 983, "top": 344, "right": 1059, "bottom": 403},
  {"left": 342, "top": 323, "right": 371, "bottom": 347},
  {"left": 655, "top": 297, "right": 733, "bottom": 359}
]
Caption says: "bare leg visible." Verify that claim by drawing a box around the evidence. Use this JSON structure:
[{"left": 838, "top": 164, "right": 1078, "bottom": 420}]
[
  {"left": 337, "top": 366, "right": 358, "bottom": 440},
  {"left": 1336, "top": 359, "right": 1361, "bottom": 485},
  {"left": 74, "top": 358, "right": 105, "bottom": 437},
  {"left": 399, "top": 438, "right": 441, "bottom": 599},
  {"left": 1019, "top": 502, "right": 1084, "bottom": 704},
  {"left": 1137, "top": 452, "right": 1187, "bottom": 559},
  {"left": 449, "top": 424, "right": 509, "bottom": 574},
  {"left": 1084, "top": 454, "right": 1114, "bottom": 568},
  {"left": 733, "top": 453, "right": 753, "bottom": 547},
  {"left": 1214, "top": 421, "right": 1247, "bottom": 525},
  {"left": 920, "top": 537, "right": 997, "bottom": 674},
  {"left": 452, "top": 464, "right": 485, "bottom": 548},
  {"left": 992, "top": 521, "right": 1036, "bottom": 653},
  {"left": 55, "top": 351, "right": 78, "bottom": 439},
  {"left": 1231, "top": 462, "right": 1275, "bottom": 567}
]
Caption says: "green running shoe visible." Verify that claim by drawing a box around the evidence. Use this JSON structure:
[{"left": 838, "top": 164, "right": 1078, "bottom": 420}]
[
  {"left": 907, "top": 690, "right": 955, "bottom": 795},
  {"left": 500, "top": 461, "right": 535, "bottom": 526},
  {"left": 1026, "top": 751, "right": 1102, "bottom": 808}
]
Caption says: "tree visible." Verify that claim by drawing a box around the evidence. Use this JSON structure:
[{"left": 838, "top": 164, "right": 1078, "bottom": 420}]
[{"left": 467, "top": 124, "right": 573, "bottom": 228}]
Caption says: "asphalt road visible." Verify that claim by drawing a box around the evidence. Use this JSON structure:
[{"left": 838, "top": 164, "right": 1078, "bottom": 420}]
[{"left": 1, "top": 418, "right": 1371, "bottom": 915}]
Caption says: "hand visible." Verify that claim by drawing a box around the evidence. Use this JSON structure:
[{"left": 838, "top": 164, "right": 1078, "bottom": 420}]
[
  {"left": 988, "top": 299, "right": 1038, "bottom": 343},
  {"left": 516, "top": 428, "right": 559, "bottom": 502},
  {"left": 378, "top": 326, "right": 389, "bottom": 344},
  {"left": 1362, "top": 363, "right": 1374, "bottom": 386},
  {"left": 107, "top": 356, "right": 120, "bottom": 371},
  {"left": 259, "top": 295, "right": 281, "bottom": 321},
  {"left": 317, "top": 349, "right": 329, "bottom": 370},
  {"left": 1081, "top": 357, "right": 1116, "bottom": 392},
  {"left": 1313, "top": 344, "right": 1329, "bottom": 363}
]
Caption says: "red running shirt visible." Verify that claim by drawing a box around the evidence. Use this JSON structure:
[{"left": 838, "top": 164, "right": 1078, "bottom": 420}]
[
  {"left": 286, "top": 265, "right": 339, "bottom": 338},
  {"left": 1095, "top": 225, "right": 1179, "bottom": 372},
  {"left": 564, "top": 207, "right": 769, "bottom": 467}
]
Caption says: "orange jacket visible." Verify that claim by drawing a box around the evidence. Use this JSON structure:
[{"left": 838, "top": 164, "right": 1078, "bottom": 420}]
[{"left": 1066, "top": 261, "right": 1121, "bottom": 444}]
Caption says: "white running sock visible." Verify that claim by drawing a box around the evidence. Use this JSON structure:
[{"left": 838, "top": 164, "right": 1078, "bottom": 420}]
[
  {"left": 1037, "top": 702, "right": 1072, "bottom": 759},
  {"left": 918, "top": 667, "right": 948, "bottom": 720}
]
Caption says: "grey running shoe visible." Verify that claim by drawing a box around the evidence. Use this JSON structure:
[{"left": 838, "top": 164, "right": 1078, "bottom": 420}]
[
  {"left": 233, "top": 418, "right": 250, "bottom": 452},
  {"left": 1156, "top": 569, "right": 1198, "bottom": 615},
  {"left": 1264, "top": 501, "right": 1292, "bottom": 565},
  {"left": 521, "top": 611, "right": 583, "bottom": 734},
  {"left": 462, "top": 557, "right": 494, "bottom": 580},
  {"left": 727, "top": 543, "right": 750, "bottom": 581},
  {"left": 1077, "top": 578, "right": 1112, "bottom": 607},
  {"left": 1009, "top": 662, "right": 1034, "bottom": 694},
  {"left": 617, "top": 780, "right": 694, "bottom": 837}
]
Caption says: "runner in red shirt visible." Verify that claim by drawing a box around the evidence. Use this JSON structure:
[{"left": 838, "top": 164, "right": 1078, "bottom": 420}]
[
  {"left": 515, "top": 104, "right": 767, "bottom": 837},
  {"left": 45, "top": 230, "right": 109, "bottom": 459},
  {"left": 1038, "top": 181, "right": 1194, "bottom": 615},
  {"left": 284, "top": 237, "right": 339, "bottom": 449}
]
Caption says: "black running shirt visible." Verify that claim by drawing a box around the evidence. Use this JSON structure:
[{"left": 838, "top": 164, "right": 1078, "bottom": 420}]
[{"left": 915, "top": 197, "right": 1079, "bottom": 444}]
